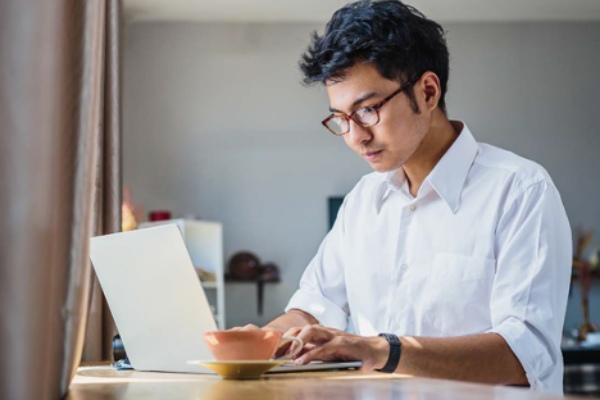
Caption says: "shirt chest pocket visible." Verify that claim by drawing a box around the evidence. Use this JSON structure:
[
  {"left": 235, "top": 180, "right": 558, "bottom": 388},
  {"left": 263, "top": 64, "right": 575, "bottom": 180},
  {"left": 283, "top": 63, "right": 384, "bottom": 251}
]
[{"left": 421, "top": 253, "right": 495, "bottom": 336}]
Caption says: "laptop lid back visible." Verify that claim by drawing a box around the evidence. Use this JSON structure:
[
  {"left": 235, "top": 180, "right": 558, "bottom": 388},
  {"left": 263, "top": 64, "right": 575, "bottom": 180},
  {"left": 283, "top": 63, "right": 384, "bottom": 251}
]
[{"left": 90, "top": 224, "right": 216, "bottom": 373}]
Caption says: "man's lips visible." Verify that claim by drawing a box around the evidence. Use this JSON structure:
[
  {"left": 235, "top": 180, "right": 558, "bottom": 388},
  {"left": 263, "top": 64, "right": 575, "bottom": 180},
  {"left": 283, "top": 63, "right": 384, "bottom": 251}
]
[{"left": 362, "top": 150, "right": 383, "bottom": 161}]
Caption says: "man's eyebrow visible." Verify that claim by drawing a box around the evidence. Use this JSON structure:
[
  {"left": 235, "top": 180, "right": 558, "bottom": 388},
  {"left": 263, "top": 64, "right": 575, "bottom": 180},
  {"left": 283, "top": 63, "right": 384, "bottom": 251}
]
[{"left": 328, "top": 92, "right": 378, "bottom": 113}]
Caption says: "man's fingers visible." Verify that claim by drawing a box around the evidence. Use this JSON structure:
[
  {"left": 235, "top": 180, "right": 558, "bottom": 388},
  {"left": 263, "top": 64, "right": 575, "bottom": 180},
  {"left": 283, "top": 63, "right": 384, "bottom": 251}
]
[
  {"left": 294, "top": 343, "right": 316, "bottom": 358},
  {"left": 296, "top": 324, "right": 335, "bottom": 345},
  {"left": 272, "top": 326, "right": 301, "bottom": 357},
  {"left": 283, "top": 326, "right": 303, "bottom": 337},
  {"left": 295, "top": 335, "right": 365, "bottom": 365},
  {"left": 276, "top": 324, "right": 328, "bottom": 358},
  {"left": 229, "top": 324, "right": 260, "bottom": 332},
  {"left": 275, "top": 340, "right": 295, "bottom": 358},
  {"left": 294, "top": 340, "right": 346, "bottom": 364}
]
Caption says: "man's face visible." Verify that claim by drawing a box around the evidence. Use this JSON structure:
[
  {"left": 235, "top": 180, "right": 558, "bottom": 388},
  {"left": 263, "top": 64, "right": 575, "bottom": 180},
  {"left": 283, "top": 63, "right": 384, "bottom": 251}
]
[{"left": 326, "top": 62, "right": 429, "bottom": 172}]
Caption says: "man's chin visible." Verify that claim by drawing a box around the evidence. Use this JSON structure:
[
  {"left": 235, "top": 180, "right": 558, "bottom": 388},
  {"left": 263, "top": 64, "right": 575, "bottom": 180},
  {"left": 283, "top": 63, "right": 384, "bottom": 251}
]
[{"left": 368, "top": 160, "right": 404, "bottom": 173}]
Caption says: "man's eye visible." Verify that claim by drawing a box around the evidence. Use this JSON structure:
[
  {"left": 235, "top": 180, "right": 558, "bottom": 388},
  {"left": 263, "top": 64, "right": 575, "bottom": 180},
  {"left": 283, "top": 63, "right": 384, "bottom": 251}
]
[{"left": 362, "top": 107, "right": 376, "bottom": 114}]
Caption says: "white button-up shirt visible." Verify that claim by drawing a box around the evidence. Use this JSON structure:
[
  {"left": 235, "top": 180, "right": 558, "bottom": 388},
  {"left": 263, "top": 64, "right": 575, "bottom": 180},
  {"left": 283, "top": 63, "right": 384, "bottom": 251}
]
[{"left": 286, "top": 123, "right": 572, "bottom": 393}]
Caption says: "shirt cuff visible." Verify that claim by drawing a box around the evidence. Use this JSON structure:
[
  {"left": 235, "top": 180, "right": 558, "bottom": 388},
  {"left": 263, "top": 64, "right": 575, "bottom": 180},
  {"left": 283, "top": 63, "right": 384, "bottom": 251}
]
[
  {"left": 285, "top": 288, "right": 348, "bottom": 330},
  {"left": 487, "top": 316, "right": 553, "bottom": 391}
]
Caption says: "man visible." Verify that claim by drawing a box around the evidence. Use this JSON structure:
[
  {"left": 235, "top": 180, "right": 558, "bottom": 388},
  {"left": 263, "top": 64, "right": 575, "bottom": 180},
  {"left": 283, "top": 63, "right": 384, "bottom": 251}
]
[{"left": 240, "top": 0, "right": 571, "bottom": 393}]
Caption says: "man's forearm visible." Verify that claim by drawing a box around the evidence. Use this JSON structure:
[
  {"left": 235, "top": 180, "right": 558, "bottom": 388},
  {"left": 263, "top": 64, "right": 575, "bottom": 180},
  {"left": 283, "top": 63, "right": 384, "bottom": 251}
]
[
  {"left": 263, "top": 309, "right": 318, "bottom": 332},
  {"left": 394, "top": 333, "right": 528, "bottom": 385}
]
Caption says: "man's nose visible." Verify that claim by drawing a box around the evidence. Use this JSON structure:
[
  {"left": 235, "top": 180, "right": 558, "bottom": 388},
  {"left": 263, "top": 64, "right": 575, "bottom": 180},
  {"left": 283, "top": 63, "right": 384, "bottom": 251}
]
[{"left": 347, "top": 121, "right": 372, "bottom": 145}]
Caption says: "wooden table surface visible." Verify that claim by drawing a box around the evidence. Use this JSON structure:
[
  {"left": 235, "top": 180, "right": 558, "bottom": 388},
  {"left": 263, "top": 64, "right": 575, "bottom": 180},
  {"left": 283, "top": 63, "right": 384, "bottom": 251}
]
[{"left": 68, "top": 365, "right": 583, "bottom": 400}]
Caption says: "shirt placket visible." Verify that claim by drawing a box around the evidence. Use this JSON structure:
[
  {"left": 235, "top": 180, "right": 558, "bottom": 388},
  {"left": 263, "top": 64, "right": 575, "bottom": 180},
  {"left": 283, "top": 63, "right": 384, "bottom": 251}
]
[{"left": 386, "top": 196, "right": 417, "bottom": 333}]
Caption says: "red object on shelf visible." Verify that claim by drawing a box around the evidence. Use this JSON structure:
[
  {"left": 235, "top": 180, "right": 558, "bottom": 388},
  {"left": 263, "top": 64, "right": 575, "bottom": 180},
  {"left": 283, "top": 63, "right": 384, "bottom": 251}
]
[
  {"left": 227, "top": 252, "right": 261, "bottom": 281},
  {"left": 148, "top": 210, "right": 171, "bottom": 222}
]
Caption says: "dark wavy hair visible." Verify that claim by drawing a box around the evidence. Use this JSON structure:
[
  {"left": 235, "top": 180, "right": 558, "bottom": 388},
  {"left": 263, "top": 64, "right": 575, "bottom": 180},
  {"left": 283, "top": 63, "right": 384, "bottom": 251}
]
[{"left": 300, "top": 0, "right": 449, "bottom": 113}]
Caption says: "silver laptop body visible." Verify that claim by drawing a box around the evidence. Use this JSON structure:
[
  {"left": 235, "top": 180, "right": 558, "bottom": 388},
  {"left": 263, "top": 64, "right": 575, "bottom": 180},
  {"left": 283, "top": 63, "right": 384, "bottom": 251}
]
[{"left": 90, "top": 224, "right": 216, "bottom": 373}]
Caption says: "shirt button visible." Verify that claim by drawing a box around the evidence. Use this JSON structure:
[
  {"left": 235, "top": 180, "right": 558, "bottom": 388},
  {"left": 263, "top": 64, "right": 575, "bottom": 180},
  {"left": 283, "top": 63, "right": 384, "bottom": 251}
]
[
  {"left": 409, "top": 205, "right": 417, "bottom": 212},
  {"left": 401, "top": 264, "right": 408, "bottom": 271}
]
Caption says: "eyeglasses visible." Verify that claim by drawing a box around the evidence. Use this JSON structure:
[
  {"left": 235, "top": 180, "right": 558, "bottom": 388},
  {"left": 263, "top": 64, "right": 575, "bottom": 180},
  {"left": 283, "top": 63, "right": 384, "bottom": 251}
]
[{"left": 322, "top": 77, "right": 419, "bottom": 136}]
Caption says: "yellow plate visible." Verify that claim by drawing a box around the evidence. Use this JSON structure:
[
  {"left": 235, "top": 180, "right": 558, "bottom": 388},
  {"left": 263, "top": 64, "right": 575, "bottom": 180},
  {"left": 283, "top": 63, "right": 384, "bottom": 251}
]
[{"left": 187, "top": 360, "right": 289, "bottom": 379}]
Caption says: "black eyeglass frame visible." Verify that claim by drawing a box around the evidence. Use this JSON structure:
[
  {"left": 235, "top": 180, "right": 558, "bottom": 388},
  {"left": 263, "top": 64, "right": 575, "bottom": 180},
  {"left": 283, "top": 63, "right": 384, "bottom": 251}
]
[{"left": 321, "top": 76, "right": 420, "bottom": 136}]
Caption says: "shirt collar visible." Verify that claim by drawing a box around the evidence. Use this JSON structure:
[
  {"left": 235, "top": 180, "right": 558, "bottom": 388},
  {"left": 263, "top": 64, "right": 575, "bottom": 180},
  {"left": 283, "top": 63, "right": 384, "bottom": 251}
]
[
  {"left": 427, "top": 122, "right": 478, "bottom": 213},
  {"left": 375, "top": 121, "right": 479, "bottom": 214},
  {"left": 372, "top": 167, "right": 405, "bottom": 214}
]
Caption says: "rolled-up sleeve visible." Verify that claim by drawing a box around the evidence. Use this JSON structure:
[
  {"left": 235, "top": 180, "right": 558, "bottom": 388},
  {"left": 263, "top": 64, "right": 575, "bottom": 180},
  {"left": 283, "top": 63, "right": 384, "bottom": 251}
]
[
  {"left": 487, "top": 179, "right": 572, "bottom": 393},
  {"left": 285, "top": 199, "right": 350, "bottom": 331}
]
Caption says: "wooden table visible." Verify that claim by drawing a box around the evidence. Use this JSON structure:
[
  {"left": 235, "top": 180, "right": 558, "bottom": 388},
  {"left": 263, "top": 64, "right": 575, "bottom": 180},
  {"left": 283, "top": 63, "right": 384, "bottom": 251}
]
[{"left": 67, "top": 365, "right": 582, "bottom": 400}]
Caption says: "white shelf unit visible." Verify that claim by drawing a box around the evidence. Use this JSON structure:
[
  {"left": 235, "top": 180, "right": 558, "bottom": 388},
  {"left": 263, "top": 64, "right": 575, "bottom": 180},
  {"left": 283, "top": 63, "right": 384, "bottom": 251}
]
[
  {"left": 138, "top": 218, "right": 225, "bottom": 329},
  {"left": 201, "top": 281, "right": 218, "bottom": 289}
]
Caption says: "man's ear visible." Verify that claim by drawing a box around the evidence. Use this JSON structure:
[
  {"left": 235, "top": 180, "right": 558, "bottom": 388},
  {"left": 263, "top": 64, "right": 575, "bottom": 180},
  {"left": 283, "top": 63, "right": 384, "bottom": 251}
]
[{"left": 420, "top": 72, "right": 441, "bottom": 111}]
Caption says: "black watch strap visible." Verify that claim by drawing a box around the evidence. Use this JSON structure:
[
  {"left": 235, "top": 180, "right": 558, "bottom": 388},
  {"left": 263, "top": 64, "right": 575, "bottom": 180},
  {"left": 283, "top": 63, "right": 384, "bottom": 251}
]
[{"left": 376, "top": 333, "right": 401, "bottom": 373}]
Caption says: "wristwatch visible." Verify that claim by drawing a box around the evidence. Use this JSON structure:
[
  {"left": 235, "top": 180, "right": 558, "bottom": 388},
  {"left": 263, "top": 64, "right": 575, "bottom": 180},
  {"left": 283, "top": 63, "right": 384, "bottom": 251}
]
[{"left": 376, "top": 333, "right": 402, "bottom": 373}]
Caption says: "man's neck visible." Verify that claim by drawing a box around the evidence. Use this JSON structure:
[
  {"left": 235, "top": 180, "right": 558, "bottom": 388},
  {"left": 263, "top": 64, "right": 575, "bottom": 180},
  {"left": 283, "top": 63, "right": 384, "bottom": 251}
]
[{"left": 403, "top": 118, "right": 460, "bottom": 198}]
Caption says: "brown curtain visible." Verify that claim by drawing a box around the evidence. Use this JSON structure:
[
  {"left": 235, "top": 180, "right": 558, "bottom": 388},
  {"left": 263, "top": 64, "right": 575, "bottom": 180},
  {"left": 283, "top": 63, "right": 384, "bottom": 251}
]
[
  {"left": 81, "top": 0, "right": 122, "bottom": 364},
  {"left": 0, "top": 0, "right": 122, "bottom": 399}
]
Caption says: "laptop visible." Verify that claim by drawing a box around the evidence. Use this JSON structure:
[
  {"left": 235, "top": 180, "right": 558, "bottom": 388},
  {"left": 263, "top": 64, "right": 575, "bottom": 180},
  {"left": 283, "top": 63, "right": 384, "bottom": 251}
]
[{"left": 90, "top": 224, "right": 361, "bottom": 374}]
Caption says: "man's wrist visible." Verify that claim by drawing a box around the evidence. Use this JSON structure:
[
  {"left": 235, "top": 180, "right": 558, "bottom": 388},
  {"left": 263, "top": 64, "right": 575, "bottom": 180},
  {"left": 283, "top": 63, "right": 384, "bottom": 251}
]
[
  {"left": 371, "top": 336, "right": 391, "bottom": 370},
  {"left": 376, "top": 333, "right": 402, "bottom": 373}
]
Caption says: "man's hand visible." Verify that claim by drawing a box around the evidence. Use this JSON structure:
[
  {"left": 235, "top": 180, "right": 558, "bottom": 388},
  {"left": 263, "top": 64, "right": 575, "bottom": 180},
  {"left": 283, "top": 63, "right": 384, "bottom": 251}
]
[
  {"left": 228, "top": 309, "right": 322, "bottom": 358},
  {"left": 289, "top": 324, "right": 389, "bottom": 371}
]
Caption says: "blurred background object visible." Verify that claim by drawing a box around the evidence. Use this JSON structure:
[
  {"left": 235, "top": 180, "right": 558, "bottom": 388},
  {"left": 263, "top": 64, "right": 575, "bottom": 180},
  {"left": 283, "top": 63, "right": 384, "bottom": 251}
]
[
  {"left": 572, "top": 228, "right": 599, "bottom": 341},
  {"left": 148, "top": 210, "right": 172, "bottom": 221},
  {"left": 122, "top": 187, "right": 143, "bottom": 231},
  {"left": 227, "top": 253, "right": 281, "bottom": 315},
  {"left": 259, "top": 262, "right": 281, "bottom": 283},
  {"left": 227, "top": 252, "right": 261, "bottom": 281}
]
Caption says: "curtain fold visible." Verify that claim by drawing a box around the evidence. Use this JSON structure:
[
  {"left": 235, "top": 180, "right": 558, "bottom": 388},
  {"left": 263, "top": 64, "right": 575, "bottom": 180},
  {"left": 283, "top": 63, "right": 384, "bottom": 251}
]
[
  {"left": 0, "top": 1, "right": 121, "bottom": 398},
  {"left": 82, "top": 0, "right": 122, "bottom": 364}
]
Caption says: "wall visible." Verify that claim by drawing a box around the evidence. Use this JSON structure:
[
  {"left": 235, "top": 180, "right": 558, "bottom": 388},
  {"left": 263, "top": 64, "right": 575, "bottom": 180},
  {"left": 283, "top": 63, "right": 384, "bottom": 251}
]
[{"left": 123, "top": 21, "right": 600, "bottom": 331}]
